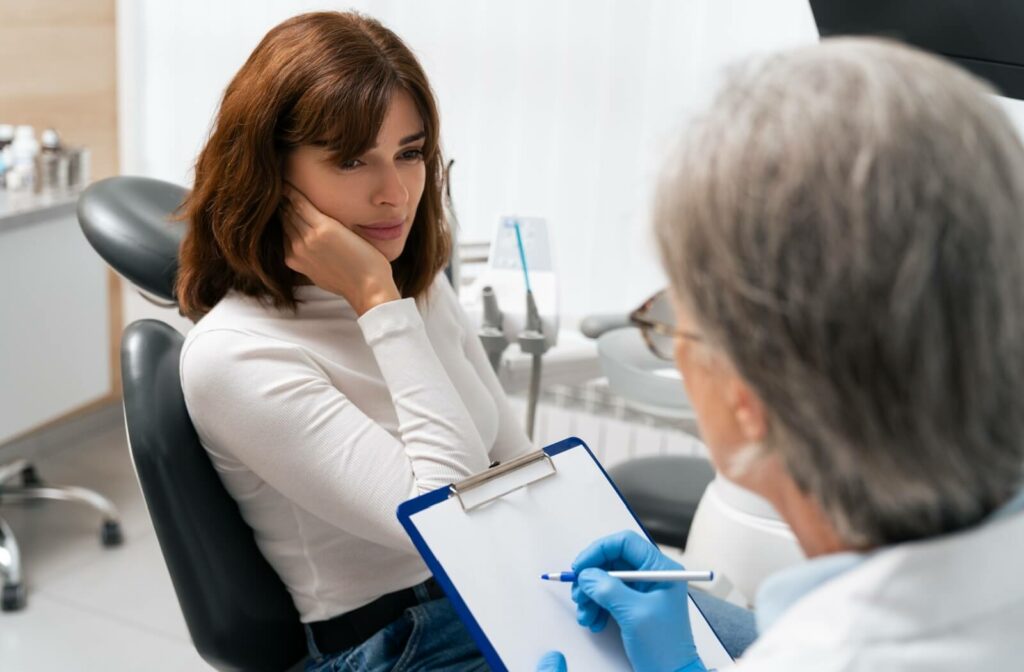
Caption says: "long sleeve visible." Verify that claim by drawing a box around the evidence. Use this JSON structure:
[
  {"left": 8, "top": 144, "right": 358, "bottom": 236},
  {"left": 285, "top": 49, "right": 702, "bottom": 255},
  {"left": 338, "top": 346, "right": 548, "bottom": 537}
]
[{"left": 180, "top": 298, "right": 491, "bottom": 552}]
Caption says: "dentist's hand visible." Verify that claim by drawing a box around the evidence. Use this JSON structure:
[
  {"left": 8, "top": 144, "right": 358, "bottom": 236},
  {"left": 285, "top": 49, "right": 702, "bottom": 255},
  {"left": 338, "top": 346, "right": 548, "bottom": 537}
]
[
  {"left": 536, "top": 651, "right": 567, "bottom": 672},
  {"left": 572, "top": 531, "right": 706, "bottom": 672},
  {"left": 280, "top": 185, "right": 400, "bottom": 316}
]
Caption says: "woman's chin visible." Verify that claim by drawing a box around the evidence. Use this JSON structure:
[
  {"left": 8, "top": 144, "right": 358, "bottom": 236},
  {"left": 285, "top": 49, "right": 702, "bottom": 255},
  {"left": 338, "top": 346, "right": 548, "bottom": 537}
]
[{"left": 376, "top": 240, "right": 406, "bottom": 263}]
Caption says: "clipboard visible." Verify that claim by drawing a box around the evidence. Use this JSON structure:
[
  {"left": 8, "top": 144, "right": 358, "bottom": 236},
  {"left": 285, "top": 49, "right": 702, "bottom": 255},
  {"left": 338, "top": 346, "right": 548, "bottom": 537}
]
[{"left": 397, "top": 437, "right": 735, "bottom": 671}]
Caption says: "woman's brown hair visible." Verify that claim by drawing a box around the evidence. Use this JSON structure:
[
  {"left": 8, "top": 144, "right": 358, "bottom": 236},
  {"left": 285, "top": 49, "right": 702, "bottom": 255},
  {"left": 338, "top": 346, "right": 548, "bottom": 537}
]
[{"left": 176, "top": 11, "right": 449, "bottom": 320}]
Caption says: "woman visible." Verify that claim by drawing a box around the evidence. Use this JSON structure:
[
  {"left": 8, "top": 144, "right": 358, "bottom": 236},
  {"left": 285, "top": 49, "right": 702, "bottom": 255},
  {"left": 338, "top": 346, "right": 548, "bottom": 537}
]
[
  {"left": 176, "top": 12, "right": 531, "bottom": 671},
  {"left": 539, "top": 38, "right": 1024, "bottom": 671}
]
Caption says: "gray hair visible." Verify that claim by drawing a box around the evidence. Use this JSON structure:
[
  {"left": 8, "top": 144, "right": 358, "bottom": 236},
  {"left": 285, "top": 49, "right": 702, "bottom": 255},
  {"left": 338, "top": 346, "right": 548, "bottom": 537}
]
[{"left": 656, "top": 38, "right": 1024, "bottom": 548}]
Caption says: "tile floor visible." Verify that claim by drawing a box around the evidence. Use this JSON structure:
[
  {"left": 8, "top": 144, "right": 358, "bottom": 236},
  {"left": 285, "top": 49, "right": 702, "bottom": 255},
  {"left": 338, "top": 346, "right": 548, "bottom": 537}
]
[{"left": 1, "top": 410, "right": 210, "bottom": 671}]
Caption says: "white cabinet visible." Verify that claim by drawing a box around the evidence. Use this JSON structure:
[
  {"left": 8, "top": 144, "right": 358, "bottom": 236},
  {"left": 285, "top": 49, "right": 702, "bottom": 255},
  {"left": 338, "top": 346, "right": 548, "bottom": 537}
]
[{"left": 0, "top": 194, "right": 112, "bottom": 445}]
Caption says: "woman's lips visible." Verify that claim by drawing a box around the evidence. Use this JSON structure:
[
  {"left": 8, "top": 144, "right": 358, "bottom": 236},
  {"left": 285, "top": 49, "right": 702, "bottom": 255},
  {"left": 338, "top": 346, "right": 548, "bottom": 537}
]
[{"left": 357, "top": 220, "right": 405, "bottom": 241}]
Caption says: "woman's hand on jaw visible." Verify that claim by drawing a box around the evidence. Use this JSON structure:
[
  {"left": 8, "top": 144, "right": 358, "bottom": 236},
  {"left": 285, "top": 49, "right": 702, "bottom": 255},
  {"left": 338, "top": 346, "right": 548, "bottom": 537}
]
[{"left": 281, "top": 185, "right": 400, "bottom": 316}]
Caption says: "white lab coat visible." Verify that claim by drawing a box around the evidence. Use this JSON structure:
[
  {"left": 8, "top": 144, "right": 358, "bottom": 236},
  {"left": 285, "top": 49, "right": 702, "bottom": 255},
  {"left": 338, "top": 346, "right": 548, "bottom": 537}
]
[{"left": 734, "top": 508, "right": 1024, "bottom": 671}]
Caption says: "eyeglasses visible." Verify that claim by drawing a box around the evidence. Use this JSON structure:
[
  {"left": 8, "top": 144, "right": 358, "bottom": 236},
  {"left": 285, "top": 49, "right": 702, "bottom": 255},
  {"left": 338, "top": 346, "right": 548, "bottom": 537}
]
[{"left": 629, "top": 289, "right": 703, "bottom": 361}]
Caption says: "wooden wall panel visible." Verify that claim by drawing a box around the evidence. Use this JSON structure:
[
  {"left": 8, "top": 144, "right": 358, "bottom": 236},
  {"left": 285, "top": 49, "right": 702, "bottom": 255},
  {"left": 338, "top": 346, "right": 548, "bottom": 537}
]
[{"left": 0, "top": 0, "right": 118, "bottom": 181}]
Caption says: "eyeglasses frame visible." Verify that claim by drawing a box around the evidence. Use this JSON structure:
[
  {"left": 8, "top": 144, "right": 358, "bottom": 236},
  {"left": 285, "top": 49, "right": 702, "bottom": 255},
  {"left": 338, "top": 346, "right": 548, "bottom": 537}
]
[{"left": 628, "top": 290, "right": 703, "bottom": 361}]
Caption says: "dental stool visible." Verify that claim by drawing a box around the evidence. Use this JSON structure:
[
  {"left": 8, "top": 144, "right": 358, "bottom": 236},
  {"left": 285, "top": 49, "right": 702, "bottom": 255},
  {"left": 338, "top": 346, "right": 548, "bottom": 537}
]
[{"left": 78, "top": 176, "right": 306, "bottom": 671}]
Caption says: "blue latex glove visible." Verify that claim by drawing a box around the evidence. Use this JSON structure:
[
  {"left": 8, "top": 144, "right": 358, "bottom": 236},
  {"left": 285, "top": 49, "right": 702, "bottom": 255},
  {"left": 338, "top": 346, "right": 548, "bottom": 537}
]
[
  {"left": 571, "top": 530, "right": 707, "bottom": 672},
  {"left": 536, "top": 651, "right": 568, "bottom": 671},
  {"left": 536, "top": 650, "right": 705, "bottom": 672}
]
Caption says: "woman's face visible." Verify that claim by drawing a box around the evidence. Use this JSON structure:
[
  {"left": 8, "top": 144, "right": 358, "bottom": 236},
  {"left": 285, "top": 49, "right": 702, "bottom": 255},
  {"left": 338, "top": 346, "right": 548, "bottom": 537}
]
[{"left": 284, "top": 89, "right": 427, "bottom": 262}]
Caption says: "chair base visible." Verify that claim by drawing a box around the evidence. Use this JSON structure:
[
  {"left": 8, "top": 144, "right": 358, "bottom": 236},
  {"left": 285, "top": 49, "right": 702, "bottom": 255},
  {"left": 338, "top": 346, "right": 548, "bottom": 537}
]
[
  {"left": 0, "top": 459, "right": 124, "bottom": 612},
  {"left": 0, "top": 515, "right": 25, "bottom": 611}
]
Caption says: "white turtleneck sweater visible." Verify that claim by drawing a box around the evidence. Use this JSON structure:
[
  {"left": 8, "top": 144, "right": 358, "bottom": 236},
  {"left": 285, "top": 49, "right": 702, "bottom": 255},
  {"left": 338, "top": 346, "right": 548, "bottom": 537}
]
[{"left": 179, "top": 276, "right": 532, "bottom": 622}]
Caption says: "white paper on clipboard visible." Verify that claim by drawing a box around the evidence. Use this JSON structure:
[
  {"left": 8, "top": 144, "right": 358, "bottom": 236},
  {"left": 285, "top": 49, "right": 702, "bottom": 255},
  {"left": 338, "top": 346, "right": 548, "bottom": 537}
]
[{"left": 402, "top": 439, "right": 734, "bottom": 671}]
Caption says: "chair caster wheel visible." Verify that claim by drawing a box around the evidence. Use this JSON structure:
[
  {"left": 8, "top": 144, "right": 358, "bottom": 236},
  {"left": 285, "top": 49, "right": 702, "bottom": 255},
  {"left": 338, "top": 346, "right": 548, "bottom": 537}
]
[
  {"left": 20, "top": 466, "right": 44, "bottom": 487},
  {"left": 101, "top": 520, "right": 124, "bottom": 547},
  {"left": 16, "top": 465, "right": 46, "bottom": 508},
  {"left": 2, "top": 584, "right": 26, "bottom": 612}
]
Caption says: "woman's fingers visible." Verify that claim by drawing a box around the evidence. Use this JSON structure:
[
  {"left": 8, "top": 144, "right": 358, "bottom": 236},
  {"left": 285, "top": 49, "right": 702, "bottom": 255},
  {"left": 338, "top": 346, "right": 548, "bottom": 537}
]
[
  {"left": 282, "top": 184, "right": 342, "bottom": 229},
  {"left": 281, "top": 192, "right": 314, "bottom": 232},
  {"left": 277, "top": 182, "right": 397, "bottom": 313},
  {"left": 281, "top": 199, "right": 320, "bottom": 252},
  {"left": 280, "top": 204, "right": 302, "bottom": 244},
  {"left": 280, "top": 205, "right": 308, "bottom": 274}
]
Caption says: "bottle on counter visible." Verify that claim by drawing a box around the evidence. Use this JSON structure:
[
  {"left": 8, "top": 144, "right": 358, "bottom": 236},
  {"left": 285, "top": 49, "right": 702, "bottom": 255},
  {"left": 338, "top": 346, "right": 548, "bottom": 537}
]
[
  {"left": 66, "top": 145, "right": 91, "bottom": 190},
  {"left": 36, "top": 128, "right": 71, "bottom": 193},
  {"left": 5, "top": 125, "right": 39, "bottom": 193},
  {"left": 0, "top": 124, "right": 14, "bottom": 189},
  {"left": 40, "top": 128, "right": 60, "bottom": 153}
]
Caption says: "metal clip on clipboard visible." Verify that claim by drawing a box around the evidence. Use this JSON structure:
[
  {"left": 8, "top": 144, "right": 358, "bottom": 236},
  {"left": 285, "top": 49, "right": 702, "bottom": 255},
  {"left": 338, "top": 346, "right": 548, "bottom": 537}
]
[{"left": 449, "top": 449, "right": 557, "bottom": 512}]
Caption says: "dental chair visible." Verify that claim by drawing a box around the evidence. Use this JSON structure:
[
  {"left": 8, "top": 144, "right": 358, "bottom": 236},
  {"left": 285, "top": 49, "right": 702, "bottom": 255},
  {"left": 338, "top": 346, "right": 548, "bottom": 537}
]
[{"left": 78, "top": 176, "right": 306, "bottom": 671}]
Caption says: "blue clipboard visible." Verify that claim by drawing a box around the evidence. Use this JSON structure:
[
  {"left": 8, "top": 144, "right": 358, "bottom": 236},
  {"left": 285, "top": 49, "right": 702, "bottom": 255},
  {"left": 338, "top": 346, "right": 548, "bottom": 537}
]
[{"left": 396, "top": 436, "right": 733, "bottom": 671}]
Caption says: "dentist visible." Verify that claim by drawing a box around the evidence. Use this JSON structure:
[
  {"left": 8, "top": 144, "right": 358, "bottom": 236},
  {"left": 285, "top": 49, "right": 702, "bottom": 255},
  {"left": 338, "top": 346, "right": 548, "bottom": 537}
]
[{"left": 540, "top": 38, "right": 1024, "bottom": 671}]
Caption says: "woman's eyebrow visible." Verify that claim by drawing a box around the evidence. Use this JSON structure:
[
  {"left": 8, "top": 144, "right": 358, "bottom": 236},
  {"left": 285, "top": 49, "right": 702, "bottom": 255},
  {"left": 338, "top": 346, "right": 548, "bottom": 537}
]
[
  {"left": 398, "top": 130, "right": 426, "bottom": 145},
  {"left": 367, "top": 130, "right": 426, "bottom": 150}
]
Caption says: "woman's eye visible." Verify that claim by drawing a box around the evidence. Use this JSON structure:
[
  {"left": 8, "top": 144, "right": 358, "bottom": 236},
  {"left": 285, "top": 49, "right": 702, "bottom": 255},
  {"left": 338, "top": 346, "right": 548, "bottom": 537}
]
[
  {"left": 338, "top": 158, "right": 362, "bottom": 170},
  {"left": 400, "top": 148, "right": 425, "bottom": 162}
]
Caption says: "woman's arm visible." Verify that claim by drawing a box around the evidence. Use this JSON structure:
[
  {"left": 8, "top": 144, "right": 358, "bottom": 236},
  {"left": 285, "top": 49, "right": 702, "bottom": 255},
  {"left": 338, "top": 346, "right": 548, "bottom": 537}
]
[{"left": 180, "top": 299, "right": 491, "bottom": 552}]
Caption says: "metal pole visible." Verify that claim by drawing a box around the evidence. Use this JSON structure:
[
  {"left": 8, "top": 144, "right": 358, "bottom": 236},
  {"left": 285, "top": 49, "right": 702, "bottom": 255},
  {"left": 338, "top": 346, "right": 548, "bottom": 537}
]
[{"left": 525, "top": 352, "right": 543, "bottom": 440}]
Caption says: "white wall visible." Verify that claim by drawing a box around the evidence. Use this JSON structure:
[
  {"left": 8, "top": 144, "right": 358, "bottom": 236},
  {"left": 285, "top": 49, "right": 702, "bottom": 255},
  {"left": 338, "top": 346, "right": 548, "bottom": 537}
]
[
  {"left": 116, "top": 0, "right": 819, "bottom": 328},
  {"left": 116, "top": 1, "right": 1024, "bottom": 332}
]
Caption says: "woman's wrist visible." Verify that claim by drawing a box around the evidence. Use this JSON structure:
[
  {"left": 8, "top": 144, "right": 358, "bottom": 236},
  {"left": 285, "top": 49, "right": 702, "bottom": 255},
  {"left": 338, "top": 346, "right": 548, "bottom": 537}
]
[{"left": 354, "top": 282, "right": 401, "bottom": 316}]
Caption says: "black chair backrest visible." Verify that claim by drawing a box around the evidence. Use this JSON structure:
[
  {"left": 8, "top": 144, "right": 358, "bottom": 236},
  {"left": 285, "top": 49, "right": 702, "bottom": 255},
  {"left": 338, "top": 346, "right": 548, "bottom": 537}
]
[
  {"left": 78, "top": 176, "right": 306, "bottom": 671},
  {"left": 77, "top": 176, "right": 188, "bottom": 302},
  {"left": 121, "top": 320, "right": 306, "bottom": 672}
]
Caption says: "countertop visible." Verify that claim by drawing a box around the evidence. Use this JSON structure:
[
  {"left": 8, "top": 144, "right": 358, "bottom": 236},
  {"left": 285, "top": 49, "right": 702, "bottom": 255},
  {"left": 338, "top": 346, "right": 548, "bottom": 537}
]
[{"left": 0, "top": 189, "right": 81, "bottom": 232}]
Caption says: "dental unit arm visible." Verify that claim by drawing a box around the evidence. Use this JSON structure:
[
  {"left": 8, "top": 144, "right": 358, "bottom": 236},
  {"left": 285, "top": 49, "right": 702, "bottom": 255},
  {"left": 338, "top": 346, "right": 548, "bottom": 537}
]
[{"left": 471, "top": 217, "right": 557, "bottom": 440}]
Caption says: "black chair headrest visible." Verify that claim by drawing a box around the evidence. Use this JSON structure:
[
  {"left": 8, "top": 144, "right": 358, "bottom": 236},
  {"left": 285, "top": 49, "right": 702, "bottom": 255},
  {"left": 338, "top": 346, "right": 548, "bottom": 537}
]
[{"left": 78, "top": 176, "right": 188, "bottom": 303}]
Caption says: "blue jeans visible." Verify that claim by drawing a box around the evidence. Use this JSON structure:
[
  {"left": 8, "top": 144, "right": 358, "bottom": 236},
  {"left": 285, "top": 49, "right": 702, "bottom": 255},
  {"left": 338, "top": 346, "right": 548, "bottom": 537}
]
[
  {"left": 689, "top": 589, "right": 758, "bottom": 661},
  {"left": 305, "top": 584, "right": 757, "bottom": 671},
  {"left": 304, "top": 581, "right": 488, "bottom": 672}
]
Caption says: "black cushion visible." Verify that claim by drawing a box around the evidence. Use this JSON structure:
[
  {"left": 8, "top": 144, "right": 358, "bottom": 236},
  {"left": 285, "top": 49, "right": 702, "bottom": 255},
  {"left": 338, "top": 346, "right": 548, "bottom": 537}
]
[
  {"left": 121, "top": 320, "right": 305, "bottom": 671},
  {"left": 608, "top": 455, "right": 715, "bottom": 550},
  {"left": 78, "top": 176, "right": 187, "bottom": 302}
]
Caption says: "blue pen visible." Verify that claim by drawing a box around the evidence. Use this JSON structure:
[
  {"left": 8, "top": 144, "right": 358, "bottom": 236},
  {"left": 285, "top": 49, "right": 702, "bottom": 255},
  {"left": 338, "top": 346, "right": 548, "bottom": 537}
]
[{"left": 540, "top": 569, "right": 714, "bottom": 583}]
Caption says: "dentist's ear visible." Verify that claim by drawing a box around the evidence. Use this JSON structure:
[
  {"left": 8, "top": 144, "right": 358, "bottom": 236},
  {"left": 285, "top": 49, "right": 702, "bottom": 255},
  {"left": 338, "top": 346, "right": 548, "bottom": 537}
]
[
  {"left": 727, "top": 376, "right": 768, "bottom": 445},
  {"left": 721, "top": 375, "right": 778, "bottom": 487}
]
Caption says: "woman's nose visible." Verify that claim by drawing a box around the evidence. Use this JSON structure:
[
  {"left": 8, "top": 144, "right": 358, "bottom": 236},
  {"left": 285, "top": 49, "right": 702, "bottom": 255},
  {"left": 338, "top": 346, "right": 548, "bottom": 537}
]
[{"left": 373, "top": 165, "right": 409, "bottom": 208}]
